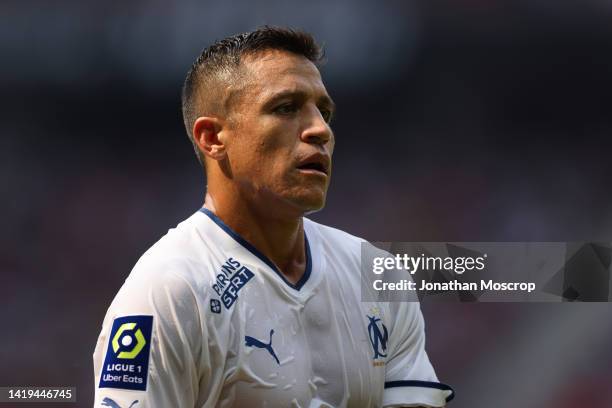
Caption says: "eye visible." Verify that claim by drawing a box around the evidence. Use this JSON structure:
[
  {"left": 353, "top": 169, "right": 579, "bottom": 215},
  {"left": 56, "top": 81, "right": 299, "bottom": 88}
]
[
  {"left": 319, "top": 107, "right": 333, "bottom": 123},
  {"left": 274, "top": 102, "right": 299, "bottom": 115}
]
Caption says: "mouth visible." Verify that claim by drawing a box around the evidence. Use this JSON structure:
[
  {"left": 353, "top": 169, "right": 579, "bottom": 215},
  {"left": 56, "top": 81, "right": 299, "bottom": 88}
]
[{"left": 296, "top": 154, "right": 330, "bottom": 176}]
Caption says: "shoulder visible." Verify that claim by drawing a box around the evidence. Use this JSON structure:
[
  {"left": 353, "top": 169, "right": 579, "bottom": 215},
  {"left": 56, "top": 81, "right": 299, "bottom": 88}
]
[
  {"left": 304, "top": 217, "right": 365, "bottom": 250},
  {"left": 109, "top": 212, "right": 220, "bottom": 315},
  {"left": 304, "top": 217, "right": 389, "bottom": 263},
  {"left": 132, "top": 211, "right": 218, "bottom": 285}
]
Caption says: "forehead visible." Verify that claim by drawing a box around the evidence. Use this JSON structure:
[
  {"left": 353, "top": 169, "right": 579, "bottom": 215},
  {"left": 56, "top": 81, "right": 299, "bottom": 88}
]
[{"left": 240, "top": 50, "right": 328, "bottom": 100}]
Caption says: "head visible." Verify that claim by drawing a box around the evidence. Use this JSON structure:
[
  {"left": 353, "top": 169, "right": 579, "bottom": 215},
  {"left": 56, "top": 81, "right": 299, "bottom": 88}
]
[{"left": 181, "top": 27, "right": 335, "bottom": 218}]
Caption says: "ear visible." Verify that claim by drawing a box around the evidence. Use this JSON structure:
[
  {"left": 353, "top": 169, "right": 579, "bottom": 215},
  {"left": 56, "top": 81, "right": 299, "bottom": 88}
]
[{"left": 193, "top": 117, "right": 227, "bottom": 161}]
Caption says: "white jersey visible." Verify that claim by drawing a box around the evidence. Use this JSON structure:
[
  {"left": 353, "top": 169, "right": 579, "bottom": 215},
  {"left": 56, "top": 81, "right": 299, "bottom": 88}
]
[{"left": 93, "top": 209, "right": 453, "bottom": 407}]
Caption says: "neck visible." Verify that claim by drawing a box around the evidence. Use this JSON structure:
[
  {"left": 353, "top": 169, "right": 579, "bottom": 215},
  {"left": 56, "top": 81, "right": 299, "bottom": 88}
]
[{"left": 203, "top": 188, "right": 307, "bottom": 285}]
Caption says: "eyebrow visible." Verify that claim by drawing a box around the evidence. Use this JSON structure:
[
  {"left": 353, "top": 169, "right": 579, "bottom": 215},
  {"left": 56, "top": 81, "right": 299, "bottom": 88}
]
[{"left": 263, "top": 89, "right": 336, "bottom": 113}]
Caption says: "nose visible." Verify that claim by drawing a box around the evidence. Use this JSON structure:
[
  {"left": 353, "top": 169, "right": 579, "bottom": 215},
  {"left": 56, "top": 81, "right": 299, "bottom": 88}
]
[{"left": 300, "top": 105, "right": 332, "bottom": 146}]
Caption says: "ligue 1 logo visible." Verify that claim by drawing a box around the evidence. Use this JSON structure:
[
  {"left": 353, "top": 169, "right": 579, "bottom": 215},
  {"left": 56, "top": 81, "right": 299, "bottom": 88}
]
[
  {"left": 111, "top": 322, "right": 147, "bottom": 359},
  {"left": 100, "top": 315, "right": 153, "bottom": 391}
]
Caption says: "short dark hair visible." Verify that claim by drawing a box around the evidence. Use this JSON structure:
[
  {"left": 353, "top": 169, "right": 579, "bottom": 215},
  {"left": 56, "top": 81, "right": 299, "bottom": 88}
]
[{"left": 181, "top": 26, "right": 324, "bottom": 165}]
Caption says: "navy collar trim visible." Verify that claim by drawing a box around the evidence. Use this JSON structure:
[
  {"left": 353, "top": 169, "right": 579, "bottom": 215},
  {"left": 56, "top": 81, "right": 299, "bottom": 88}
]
[{"left": 199, "top": 208, "right": 312, "bottom": 291}]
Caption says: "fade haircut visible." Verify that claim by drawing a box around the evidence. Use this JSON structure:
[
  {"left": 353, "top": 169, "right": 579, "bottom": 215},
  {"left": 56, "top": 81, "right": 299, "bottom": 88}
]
[{"left": 181, "top": 26, "right": 324, "bottom": 166}]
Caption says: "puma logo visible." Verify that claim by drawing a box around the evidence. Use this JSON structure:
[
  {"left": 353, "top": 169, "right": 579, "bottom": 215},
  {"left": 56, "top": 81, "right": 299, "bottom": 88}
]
[
  {"left": 245, "top": 329, "right": 280, "bottom": 365},
  {"left": 101, "top": 398, "right": 139, "bottom": 408}
]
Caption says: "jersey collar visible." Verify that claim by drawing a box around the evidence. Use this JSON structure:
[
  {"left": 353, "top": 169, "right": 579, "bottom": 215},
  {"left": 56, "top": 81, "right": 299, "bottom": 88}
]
[{"left": 199, "top": 207, "right": 312, "bottom": 291}]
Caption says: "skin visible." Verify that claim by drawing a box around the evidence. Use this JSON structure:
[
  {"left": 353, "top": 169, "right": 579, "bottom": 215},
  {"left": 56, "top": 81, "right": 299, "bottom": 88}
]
[{"left": 193, "top": 49, "right": 335, "bottom": 284}]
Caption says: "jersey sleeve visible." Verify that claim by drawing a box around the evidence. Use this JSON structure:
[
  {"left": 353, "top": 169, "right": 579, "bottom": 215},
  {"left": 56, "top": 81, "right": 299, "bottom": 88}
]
[
  {"left": 93, "top": 257, "right": 210, "bottom": 408},
  {"left": 382, "top": 302, "right": 454, "bottom": 407}
]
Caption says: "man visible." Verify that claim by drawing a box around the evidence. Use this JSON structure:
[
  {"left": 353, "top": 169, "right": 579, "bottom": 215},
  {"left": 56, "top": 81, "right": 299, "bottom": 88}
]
[{"left": 93, "top": 27, "right": 453, "bottom": 407}]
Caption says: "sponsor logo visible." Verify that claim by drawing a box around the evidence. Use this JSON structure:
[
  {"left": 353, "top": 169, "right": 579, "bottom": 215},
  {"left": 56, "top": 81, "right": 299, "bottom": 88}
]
[
  {"left": 245, "top": 329, "right": 280, "bottom": 365},
  {"left": 210, "top": 299, "right": 221, "bottom": 314},
  {"left": 210, "top": 257, "right": 254, "bottom": 310},
  {"left": 99, "top": 316, "right": 153, "bottom": 391},
  {"left": 101, "top": 397, "right": 139, "bottom": 408}
]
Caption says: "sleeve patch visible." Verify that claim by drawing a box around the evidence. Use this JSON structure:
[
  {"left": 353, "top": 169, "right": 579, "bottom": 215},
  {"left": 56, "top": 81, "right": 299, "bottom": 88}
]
[{"left": 99, "top": 315, "right": 153, "bottom": 391}]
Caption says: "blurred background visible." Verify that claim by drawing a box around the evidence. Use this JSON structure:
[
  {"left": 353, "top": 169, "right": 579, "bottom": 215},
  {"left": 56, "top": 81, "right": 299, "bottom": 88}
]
[{"left": 2, "top": 0, "right": 612, "bottom": 407}]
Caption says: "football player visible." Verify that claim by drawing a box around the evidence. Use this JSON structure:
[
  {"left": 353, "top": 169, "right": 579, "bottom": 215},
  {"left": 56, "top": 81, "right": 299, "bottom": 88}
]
[{"left": 93, "top": 26, "right": 453, "bottom": 408}]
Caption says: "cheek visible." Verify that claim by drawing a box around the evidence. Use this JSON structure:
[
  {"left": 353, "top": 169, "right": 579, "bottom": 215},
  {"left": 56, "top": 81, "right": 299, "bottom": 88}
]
[
  {"left": 231, "top": 126, "right": 297, "bottom": 180},
  {"left": 254, "top": 124, "right": 298, "bottom": 162}
]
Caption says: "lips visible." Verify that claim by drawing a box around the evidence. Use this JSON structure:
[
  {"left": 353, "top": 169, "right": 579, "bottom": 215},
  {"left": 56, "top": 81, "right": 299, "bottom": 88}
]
[{"left": 296, "top": 153, "right": 330, "bottom": 176}]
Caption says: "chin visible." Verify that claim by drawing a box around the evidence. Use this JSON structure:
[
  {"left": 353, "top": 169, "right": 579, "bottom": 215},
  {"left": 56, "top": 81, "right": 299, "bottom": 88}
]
[
  {"left": 270, "top": 183, "right": 329, "bottom": 217},
  {"left": 294, "top": 193, "right": 327, "bottom": 215},
  {"left": 303, "top": 207, "right": 324, "bottom": 216}
]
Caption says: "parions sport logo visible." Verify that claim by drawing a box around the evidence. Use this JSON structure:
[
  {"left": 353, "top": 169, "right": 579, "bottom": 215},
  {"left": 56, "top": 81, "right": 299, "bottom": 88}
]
[{"left": 210, "top": 257, "right": 254, "bottom": 312}]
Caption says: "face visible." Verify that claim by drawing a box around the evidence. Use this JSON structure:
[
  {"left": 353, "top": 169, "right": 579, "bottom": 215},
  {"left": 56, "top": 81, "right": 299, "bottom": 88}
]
[{"left": 222, "top": 50, "right": 335, "bottom": 217}]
